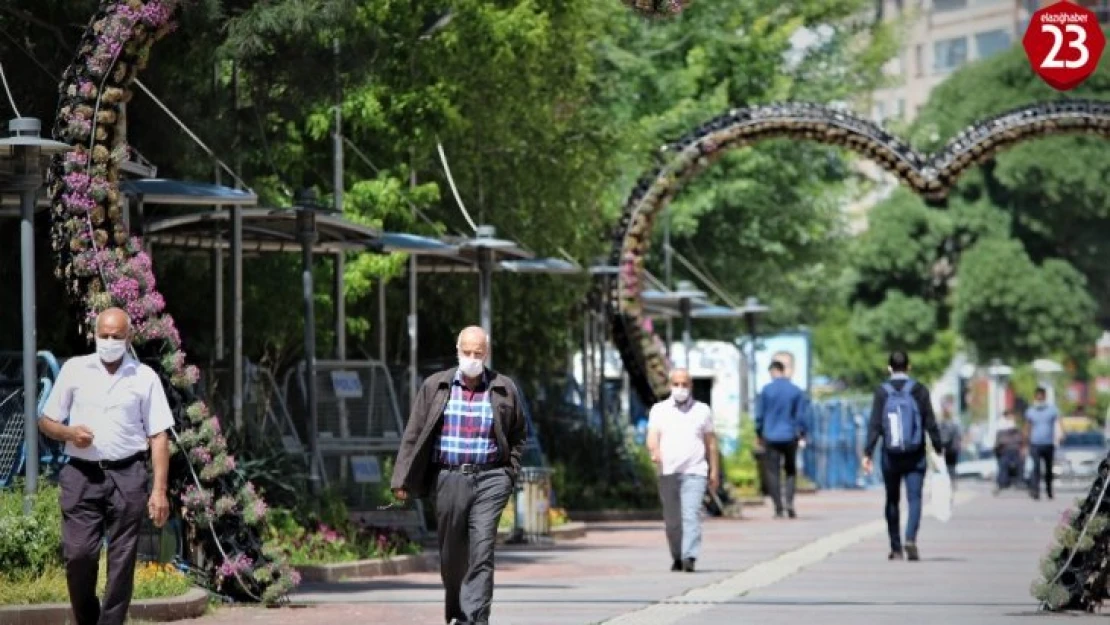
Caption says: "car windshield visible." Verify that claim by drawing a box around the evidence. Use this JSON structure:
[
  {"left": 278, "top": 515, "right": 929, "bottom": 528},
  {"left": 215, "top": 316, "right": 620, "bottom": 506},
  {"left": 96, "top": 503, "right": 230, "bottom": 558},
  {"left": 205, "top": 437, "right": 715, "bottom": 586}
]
[{"left": 1061, "top": 431, "right": 1106, "bottom": 448}]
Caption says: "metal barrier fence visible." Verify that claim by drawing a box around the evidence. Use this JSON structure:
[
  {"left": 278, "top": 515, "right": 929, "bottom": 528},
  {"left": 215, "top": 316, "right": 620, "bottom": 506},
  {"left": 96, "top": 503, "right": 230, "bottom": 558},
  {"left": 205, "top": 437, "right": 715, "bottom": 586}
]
[
  {"left": 283, "top": 360, "right": 422, "bottom": 523},
  {"left": 801, "top": 396, "right": 883, "bottom": 489}
]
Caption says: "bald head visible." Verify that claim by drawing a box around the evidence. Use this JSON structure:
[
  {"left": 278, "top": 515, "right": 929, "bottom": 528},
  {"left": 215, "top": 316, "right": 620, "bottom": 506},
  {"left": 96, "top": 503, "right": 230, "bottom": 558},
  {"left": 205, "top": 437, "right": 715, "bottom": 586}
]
[
  {"left": 669, "top": 368, "right": 691, "bottom": 386},
  {"left": 456, "top": 326, "right": 489, "bottom": 360},
  {"left": 95, "top": 307, "right": 132, "bottom": 340}
]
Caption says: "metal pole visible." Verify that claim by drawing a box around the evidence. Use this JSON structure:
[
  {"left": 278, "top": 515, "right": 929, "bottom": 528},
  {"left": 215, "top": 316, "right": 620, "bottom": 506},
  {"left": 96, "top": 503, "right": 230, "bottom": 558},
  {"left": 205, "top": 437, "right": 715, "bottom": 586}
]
[
  {"left": 332, "top": 38, "right": 343, "bottom": 217},
  {"left": 478, "top": 247, "right": 493, "bottom": 367},
  {"left": 20, "top": 187, "right": 39, "bottom": 514},
  {"left": 231, "top": 205, "right": 243, "bottom": 429},
  {"left": 378, "top": 277, "right": 387, "bottom": 361},
  {"left": 334, "top": 253, "right": 346, "bottom": 359},
  {"left": 300, "top": 212, "right": 321, "bottom": 495},
  {"left": 213, "top": 248, "right": 224, "bottom": 361},
  {"left": 680, "top": 297, "right": 692, "bottom": 370}
]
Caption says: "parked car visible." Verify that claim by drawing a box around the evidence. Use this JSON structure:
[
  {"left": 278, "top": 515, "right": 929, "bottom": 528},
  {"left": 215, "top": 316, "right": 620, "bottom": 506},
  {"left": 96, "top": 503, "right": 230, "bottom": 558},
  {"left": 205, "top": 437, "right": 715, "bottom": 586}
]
[{"left": 1053, "top": 430, "right": 1107, "bottom": 480}]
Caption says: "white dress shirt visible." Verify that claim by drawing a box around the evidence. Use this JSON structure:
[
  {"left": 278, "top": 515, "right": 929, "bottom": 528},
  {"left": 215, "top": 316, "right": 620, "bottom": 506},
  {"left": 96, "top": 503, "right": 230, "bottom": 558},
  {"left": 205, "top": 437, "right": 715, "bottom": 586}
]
[
  {"left": 648, "top": 399, "right": 715, "bottom": 477},
  {"left": 42, "top": 354, "right": 175, "bottom": 461}
]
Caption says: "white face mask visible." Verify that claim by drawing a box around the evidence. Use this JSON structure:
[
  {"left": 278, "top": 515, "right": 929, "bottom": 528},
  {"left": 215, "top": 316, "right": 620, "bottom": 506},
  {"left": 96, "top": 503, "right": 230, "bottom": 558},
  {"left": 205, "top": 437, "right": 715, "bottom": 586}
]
[
  {"left": 671, "top": 386, "right": 690, "bottom": 403},
  {"left": 96, "top": 338, "right": 127, "bottom": 363},
  {"left": 458, "top": 355, "right": 484, "bottom": 378}
]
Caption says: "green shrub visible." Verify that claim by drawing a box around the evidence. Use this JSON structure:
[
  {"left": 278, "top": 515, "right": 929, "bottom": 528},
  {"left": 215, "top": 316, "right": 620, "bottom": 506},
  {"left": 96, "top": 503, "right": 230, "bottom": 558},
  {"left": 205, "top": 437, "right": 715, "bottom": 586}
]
[{"left": 0, "top": 481, "right": 63, "bottom": 576}]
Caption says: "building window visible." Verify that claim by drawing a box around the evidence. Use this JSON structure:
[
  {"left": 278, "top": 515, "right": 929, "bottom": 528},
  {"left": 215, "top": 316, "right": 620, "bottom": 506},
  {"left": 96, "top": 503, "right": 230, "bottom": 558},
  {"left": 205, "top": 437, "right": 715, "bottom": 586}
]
[
  {"left": 915, "top": 44, "right": 925, "bottom": 77},
  {"left": 975, "top": 29, "right": 1012, "bottom": 59},
  {"left": 873, "top": 100, "right": 887, "bottom": 123},
  {"left": 933, "top": 36, "right": 968, "bottom": 73},
  {"left": 896, "top": 98, "right": 906, "bottom": 118},
  {"left": 932, "top": 0, "right": 967, "bottom": 12}
]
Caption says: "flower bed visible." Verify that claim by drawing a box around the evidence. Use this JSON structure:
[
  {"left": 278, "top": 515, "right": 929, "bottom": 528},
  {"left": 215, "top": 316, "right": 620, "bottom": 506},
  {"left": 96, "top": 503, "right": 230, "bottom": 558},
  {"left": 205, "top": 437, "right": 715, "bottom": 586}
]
[
  {"left": 46, "top": 0, "right": 295, "bottom": 603},
  {"left": 0, "top": 561, "right": 192, "bottom": 606},
  {"left": 265, "top": 509, "right": 421, "bottom": 566}
]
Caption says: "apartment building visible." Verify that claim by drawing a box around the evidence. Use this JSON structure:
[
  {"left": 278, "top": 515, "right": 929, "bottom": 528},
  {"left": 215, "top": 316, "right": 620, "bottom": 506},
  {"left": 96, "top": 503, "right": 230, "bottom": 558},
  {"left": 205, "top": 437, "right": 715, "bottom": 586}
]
[{"left": 869, "top": 0, "right": 1023, "bottom": 124}]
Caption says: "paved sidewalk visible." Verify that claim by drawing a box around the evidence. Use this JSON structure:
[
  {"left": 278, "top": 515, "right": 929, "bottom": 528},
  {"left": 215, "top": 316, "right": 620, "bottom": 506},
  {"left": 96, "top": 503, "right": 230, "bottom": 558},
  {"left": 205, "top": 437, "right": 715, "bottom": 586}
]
[{"left": 175, "top": 482, "right": 1077, "bottom": 624}]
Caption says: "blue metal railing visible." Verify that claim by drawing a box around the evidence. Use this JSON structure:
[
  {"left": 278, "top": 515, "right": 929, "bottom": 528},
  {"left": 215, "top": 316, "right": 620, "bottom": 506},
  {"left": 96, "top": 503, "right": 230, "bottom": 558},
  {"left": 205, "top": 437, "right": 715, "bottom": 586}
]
[
  {"left": 0, "top": 350, "right": 67, "bottom": 487},
  {"left": 802, "top": 396, "right": 884, "bottom": 489}
]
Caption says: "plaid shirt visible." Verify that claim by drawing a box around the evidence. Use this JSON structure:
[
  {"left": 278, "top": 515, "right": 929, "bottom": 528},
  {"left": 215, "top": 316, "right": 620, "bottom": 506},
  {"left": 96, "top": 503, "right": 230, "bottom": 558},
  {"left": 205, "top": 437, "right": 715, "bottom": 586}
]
[{"left": 434, "top": 370, "right": 500, "bottom": 466}]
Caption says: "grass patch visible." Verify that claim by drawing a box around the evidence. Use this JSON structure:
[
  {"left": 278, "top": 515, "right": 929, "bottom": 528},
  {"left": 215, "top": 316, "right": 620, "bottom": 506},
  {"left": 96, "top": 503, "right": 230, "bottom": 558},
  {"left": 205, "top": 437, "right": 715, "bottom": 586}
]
[{"left": 0, "top": 558, "right": 192, "bottom": 606}]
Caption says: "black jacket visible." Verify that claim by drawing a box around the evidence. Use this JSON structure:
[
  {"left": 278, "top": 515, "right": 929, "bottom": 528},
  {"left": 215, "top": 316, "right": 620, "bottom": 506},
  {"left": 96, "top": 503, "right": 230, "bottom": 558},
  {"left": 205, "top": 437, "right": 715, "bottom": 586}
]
[
  {"left": 864, "top": 377, "right": 942, "bottom": 459},
  {"left": 391, "top": 367, "right": 527, "bottom": 498}
]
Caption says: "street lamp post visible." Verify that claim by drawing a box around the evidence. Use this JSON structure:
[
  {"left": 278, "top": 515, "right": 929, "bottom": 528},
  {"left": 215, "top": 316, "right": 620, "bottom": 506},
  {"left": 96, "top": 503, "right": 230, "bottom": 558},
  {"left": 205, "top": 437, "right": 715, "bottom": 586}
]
[
  {"left": 738, "top": 297, "right": 770, "bottom": 417},
  {"left": 294, "top": 188, "right": 324, "bottom": 496},
  {"left": 0, "top": 117, "right": 73, "bottom": 514}
]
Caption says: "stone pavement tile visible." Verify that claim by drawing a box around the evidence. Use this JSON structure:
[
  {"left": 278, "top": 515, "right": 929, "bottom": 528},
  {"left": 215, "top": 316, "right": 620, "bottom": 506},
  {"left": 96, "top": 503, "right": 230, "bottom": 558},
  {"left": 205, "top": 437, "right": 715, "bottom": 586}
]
[
  {"left": 679, "top": 483, "right": 1079, "bottom": 625},
  {"left": 172, "top": 490, "right": 888, "bottom": 624}
]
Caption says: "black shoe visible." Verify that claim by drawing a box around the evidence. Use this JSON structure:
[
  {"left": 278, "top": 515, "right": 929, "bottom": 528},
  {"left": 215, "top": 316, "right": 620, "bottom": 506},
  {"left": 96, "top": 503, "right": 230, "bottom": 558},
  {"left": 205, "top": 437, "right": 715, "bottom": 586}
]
[
  {"left": 671, "top": 559, "right": 682, "bottom": 572},
  {"left": 1031, "top": 493, "right": 1040, "bottom": 500},
  {"left": 682, "top": 558, "right": 696, "bottom": 572},
  {"left": 888, "top": 550, "right": 904, "bottom": 560},
  {"left": 905, "top": 543, "right": 919, "bottom": 561},
  {"left": 774, "top": 510, "right": 785, "bottom": 519},
  {"left": 786, "top": 509, "right": 797, "bottom": 519}
]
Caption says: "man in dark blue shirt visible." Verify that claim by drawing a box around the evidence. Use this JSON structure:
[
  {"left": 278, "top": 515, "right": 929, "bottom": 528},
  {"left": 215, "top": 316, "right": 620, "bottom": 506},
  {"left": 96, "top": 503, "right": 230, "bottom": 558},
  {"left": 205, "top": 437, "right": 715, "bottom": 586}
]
[{"left": 756, "top": 360, "right": 808, "bottom": 519}]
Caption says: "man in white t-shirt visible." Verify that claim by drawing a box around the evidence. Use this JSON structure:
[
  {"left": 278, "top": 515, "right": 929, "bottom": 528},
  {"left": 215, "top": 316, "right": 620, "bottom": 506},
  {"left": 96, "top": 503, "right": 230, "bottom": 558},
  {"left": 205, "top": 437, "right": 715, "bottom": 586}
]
[{"left": 647, "top": 368, "right": 718, "bottom": 573}]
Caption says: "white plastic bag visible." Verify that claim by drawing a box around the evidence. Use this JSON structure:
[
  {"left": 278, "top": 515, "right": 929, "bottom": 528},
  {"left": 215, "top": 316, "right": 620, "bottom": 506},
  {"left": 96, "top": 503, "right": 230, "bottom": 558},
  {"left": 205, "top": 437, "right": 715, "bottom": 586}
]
[{"left": 928, "top": 467, "right": 953, "bottom": 523}]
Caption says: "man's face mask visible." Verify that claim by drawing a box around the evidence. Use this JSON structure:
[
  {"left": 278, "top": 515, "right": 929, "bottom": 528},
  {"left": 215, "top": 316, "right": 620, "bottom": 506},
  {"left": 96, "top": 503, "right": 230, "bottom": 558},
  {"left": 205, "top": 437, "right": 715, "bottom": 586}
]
[
  {"left": 457, "top": 353, "right": 485, "bottom": 378},
  {"left": 96, "top": 337, "right": 127, "bottom": 363},
  {"left": 671, "top": 386, "right": 690, "bottom": 403}
]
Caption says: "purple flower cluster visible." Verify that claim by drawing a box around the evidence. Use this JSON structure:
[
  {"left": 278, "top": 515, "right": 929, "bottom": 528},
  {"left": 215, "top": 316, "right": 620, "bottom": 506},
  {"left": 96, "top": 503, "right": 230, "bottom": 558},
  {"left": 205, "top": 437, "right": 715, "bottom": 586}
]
[{"left": 48, "top": 0, "right": 296, "bottom": 605}]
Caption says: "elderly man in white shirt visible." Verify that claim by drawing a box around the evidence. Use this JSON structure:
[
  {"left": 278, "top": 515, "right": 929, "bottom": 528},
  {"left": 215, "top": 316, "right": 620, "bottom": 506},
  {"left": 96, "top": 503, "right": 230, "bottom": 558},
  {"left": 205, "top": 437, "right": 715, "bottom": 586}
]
[
  {"left": 647, "top": 368, "right": 718, "bottom": 573},
  {"left": 39, "top": 307, "right": 175, "bottom": 625}
]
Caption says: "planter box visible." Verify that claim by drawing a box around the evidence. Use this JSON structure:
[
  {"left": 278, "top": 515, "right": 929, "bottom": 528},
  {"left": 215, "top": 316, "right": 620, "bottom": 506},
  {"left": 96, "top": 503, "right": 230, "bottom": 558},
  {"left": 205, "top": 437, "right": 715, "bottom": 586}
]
[
  {"left": 294, "top": 552, "right": 438, "bottom": 583},
  {"left": 496, "top": 521, "right": 588, "bottom": 544},
  {"left": 568, "top": 509, "right": 663, "bottom": 522},
  {"left": 0, "top": 587, "right": 207, "bottom": 625}
]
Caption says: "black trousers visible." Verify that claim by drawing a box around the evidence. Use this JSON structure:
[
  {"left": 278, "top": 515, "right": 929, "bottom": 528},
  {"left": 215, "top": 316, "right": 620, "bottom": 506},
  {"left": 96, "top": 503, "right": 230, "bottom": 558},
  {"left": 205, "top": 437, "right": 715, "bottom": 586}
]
[
  {"left": 944, "top": 450, "right": 959, "bottom": 489},
  {"left": 59, "top": 460, "right": 149, "bottom": 625},
  {"left": 435, "top": 467, "right": 514, "bottom": 625},
  {"left": 763, "top": 440, "right": 798, "bottom": 514},
  {"left": 1029, "top": 444, "right": 1055, "bottom": 498}
]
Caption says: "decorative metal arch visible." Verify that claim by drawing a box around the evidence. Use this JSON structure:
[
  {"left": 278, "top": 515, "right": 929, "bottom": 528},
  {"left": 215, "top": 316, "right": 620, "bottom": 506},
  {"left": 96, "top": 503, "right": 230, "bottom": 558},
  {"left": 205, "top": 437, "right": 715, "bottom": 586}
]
[
  {"left": 608, "top": 100, "right": 1110, "bottom": 406},
  {"left": 46, "top": 0, "right": 297, "bottom": 603}
]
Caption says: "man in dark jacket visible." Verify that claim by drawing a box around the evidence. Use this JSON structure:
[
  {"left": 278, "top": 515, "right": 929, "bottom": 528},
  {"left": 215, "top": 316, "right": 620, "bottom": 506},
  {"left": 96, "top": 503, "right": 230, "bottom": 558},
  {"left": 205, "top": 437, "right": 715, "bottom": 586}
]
[
  {"left": 391, "top": 325, "right": 527, "bottom": 625},
  {"left": 862, "top": 351, "right": 943, "bottom": 562},
  {"left": 756, "top": 360, "right": 808, "bottom": 519}
]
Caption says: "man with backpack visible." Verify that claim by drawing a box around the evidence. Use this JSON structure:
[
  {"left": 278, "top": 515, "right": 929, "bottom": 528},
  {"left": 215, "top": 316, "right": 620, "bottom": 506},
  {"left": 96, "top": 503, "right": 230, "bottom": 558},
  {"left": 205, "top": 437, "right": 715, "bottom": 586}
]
[{"left": 861, "top": 351, "right": 943, "bottom": 562}]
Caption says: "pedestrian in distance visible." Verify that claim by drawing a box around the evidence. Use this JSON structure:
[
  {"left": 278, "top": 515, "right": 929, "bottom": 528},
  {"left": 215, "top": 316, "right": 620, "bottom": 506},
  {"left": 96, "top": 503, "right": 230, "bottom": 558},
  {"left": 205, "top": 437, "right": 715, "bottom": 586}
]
[
  {"left": 862, "top": 351, "right": 944, "bottom": 562},
  {"left": 38, "top": 307, "right": 174, "bottom": 625},
  {"left": 647, "top": 368, "right": 719, "bottom": 573},
  {"left": 938, "top": 406, "right": 963, "bottom": 489},
  {"left": 993, "top": 409, "right": 1024, "bottom": 495},
  {"left": 1024, "top": 387, "right": 1061, "bottom": 500},
  {"left": 755, "top": 360, "right": 808, "bottom": 519},
  {"left": 390, "top": 326, "right": 527, "bottom": 625}
]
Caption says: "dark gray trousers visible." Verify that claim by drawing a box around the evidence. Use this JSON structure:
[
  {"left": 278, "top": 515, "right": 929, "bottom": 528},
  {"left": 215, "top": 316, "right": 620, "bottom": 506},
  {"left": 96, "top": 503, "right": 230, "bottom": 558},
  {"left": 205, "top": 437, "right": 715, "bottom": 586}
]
[
  {"left": 763, "top": 440, "right": 798, "bottom": 514},
  {"left": 436, "top": 467, "right": 514, "bottom": 625},
  {"left": 59, "top": 460, "right": 148, "bottom": 625}
]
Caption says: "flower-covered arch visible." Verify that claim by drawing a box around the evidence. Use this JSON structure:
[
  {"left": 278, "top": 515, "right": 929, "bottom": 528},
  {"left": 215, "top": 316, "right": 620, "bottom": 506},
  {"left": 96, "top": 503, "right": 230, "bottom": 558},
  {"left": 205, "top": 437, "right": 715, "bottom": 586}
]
[
  {"left": 621, "top": 0, "right": 692, "bottom": 17},
  {"left": 607, "top": 100, "right": 1110, "bottom": 406},
  {"left": 604, "top": 99, "right": 1110, "bottom": 613},
  {"left": 47, "top": 0, "right": 297, "bottom": 603}
]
